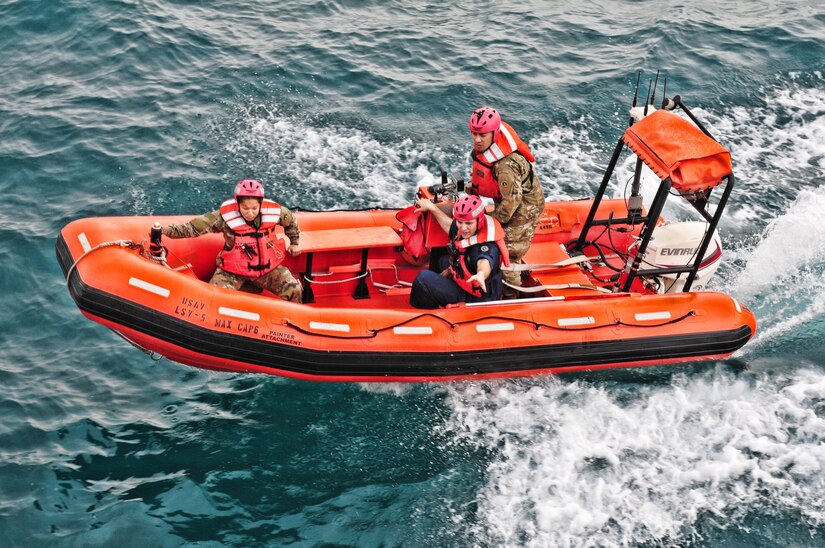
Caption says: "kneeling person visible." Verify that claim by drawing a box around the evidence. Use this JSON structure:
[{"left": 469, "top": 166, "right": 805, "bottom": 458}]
[
  {"left": 161, "top": 179, "right": 303, "bottom": 303},
  {"left": 410, "top": 194, "right": 509, "bottom": 309}
]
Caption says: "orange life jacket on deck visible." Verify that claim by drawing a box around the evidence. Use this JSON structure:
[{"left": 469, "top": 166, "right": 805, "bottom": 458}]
[
  {"left": 218, "top": 198, "right": 286, "bottom": 277},
  {"left": 396, "top": 205, "right": 428, "bottom": 263},
  {"left": 470, "top": 121, "right": 536, "bottom": 199},
  {"left": 447, "top": 215, "right": 510, "bottom": 297}
]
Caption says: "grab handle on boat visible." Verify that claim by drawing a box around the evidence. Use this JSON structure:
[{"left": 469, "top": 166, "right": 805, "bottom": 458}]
[{"left": 149, "top": 222, "right": 165, "bottom": 258}]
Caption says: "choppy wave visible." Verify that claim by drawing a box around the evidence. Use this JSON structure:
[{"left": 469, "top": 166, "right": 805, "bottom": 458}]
[
  {"left": 440, "top": 367, "right": 825, "bottom": 547},
  {"left": 3, "top": 0, "right": 825, "bottom": 545}
]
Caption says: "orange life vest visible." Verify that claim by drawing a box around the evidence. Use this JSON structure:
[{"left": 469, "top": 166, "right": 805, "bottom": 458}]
[
  {"left": 471, "top": 121, "right": 536, "bottom": 199},
  {"left": 396, "top": 205, "right": 427, "bottom": 263},
  {"left": 218, "top": 198, "right": 286, "bottom": 277},
  {"left": 447, "top": 215, "right": 510, "bottom": 297}
]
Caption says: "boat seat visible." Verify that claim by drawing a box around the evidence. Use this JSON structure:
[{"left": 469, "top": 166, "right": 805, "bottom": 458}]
[
  {"left": 521, "top": 241, "right": 573, "bottom": 269},
  {"left": 322, "top": 259, "right": 414, "bottom": 293},
  {"left": 299, "top": 226, "right": 403, "bottom": 303},
  {"left": 326, "top": 257, "right": 398, "bottom": 274},
  {"left": 384, "top": 286, "right": 412, "bottom": 297},
  {"left": 300, "top": 226, "right": 403, "bottom": 252},
  {"left": 521, "top": 241, "right": 593, "bottom": 296}
]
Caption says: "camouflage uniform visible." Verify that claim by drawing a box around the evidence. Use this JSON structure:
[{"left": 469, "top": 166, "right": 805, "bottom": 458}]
[
  {"left": 163, "top": 206, "right": 303, "bottom": 303},
  {"left": 490, "top": 152, "right": 544, "bottom": 296}
]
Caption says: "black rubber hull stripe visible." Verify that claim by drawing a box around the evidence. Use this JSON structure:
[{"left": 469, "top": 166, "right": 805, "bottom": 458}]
[{"left": 57, "top": 235, "right": 753, "bottom": 378}]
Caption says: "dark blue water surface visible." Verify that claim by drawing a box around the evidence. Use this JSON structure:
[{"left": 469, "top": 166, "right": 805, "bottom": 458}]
[{"left": 2, "top": 0, "right": 825, "bottom": 545}]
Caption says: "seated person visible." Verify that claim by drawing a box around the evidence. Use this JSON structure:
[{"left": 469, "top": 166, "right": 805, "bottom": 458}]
[
  {"left": 410, "top": 194, "right": 509, "bottom": 309},
  {"left": 161, "top": 179, "right": 303, "bottom": 303}
]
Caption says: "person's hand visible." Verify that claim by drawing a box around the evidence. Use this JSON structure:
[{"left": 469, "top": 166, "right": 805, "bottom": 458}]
[
  {"left": 288, "top": 244, "right": 301, "bottom": 256},
  {"left": 414, "top": 198, "right": 435, "bottom": 214},
  {"left": 467, "top": 271, "right": 487, "bottom": 294},
  {"left": 465, "top": 182, "right": 475, "bottom": 195}
]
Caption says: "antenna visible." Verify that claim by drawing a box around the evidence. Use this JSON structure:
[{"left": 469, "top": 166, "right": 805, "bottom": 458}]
[
  {"left": 649, "top": 69, "right": 660, "bottom": 107},
  {"left": 632, "top": 71, "right": 641, "bottom": 107},
  {"left": 643, "top": 79, "right": 653, "bottom": 116},
  {"left": 661, "top": 77, "right": 669, "bottom": 109},
  {"left": 629, "top": 70, "right": 642, "bottom": 126}
]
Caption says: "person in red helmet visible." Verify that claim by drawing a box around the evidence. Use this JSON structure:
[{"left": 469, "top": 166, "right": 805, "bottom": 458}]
[
  {"left": 467, "top": 106, "right": 544, "bottom": 298},
  {"left": 409, "top": 194, "right": 510, "bottom": 309},
  {"left": 160, "top": 179, "right": 303, "bottom": 302}
]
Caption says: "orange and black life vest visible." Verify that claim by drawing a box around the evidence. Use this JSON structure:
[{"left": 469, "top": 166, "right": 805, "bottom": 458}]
[
  {"left": 218, "top": 198, "right": 286, "bottom": 277},
  {"left": 471, "top": 121, "right": 535, "bottom": 199}
]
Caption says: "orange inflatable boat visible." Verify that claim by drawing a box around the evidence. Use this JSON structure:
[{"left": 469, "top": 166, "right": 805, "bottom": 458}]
[{"left": 57, "top": 98, "right": 756, "bottom": 382}]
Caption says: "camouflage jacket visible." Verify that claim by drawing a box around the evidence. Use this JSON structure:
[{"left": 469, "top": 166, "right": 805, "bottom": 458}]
[
  {"left": 491, "top": 152, "right": 544, "bottom": 225},
  {"left": 162, "top": 206, "right": 300, "bottom": 247}
]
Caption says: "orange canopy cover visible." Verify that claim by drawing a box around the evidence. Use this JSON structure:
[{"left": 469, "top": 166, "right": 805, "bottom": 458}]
[{"left": 622, "top": 110, "right": 732, "bottom": 191}]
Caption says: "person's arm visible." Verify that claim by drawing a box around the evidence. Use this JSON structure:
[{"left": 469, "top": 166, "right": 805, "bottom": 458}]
[
  {"left": 161, "top": 210, "right": 222, "bottom": 238},
  {"left": 491, "top": 154, "right": 528, "bottom": 224},
  {"left": 415, "top": 198, "right": 453, "bottom": 233},
  {"left": 279, "top": 205, "right": 301, "bottom": 256},
  {"left": 465, "top": 242, "right": 501, "bottom": 293},
  {"left": 466, "top": 258, "right": 492, "bottom": 294}
]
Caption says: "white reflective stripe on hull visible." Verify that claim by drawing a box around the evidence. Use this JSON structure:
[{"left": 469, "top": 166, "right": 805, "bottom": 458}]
[
  {"left": 476, "top": 323, "right": 515, "bottom": 333},
  {"left": 557, "top": 316, "right": 595, "bottom": 327},
  {"left": 634, "top": 312, "right": 672, "bottom": 322},
  {"left": 310, "top": 321, "right": 351, "bottom": 333},
  {"left": 128, "top": 277, "right": 170, "bottom": 298},
  {"left": 218, "top": 307, "right": 260, "bottom": 322}
]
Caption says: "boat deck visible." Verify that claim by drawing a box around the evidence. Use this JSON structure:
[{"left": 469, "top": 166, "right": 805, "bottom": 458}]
[
  {"left": 292, "top": 239, "right": 599, "bottom": 308},
  {"left": 163, "top": 226, "right": 604, "bottom": 308}
]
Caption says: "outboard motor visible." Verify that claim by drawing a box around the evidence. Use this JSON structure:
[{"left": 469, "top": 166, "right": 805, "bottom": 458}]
[
  {"left": 569, "top": 74, "right": 736, "bottom": 294},
  {"left": 643, "top": 222, "right": 722, "bottom": 293}
]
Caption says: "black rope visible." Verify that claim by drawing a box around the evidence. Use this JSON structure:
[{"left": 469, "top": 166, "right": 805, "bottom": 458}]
[
  {"left": 283, "top": 309, "right": 697, "bottom": 340},
  {"left": 283, "top": 320, "right": 376, "bottom": 339},
  {"left": 371, "top": 313, "right": 458, "bottom": 334},
  {"left": 451, "top": 314, "right": 541, "bottom": 330},
  {"left": 617, "top": 309, "right": 695, "bottom": 328}
]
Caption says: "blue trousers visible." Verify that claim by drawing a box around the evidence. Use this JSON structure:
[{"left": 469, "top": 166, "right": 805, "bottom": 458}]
[{"left": 409, "top": 270, "right": 469, "bottom": 309}]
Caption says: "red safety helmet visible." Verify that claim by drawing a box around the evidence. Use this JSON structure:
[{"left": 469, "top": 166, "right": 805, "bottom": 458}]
[
  {"left": 453, "top": 194, "right": 485, "bottom": 221},
  {"left": 468, "top": 106, "right": 501, "bottom": 135},
  {"left": 234, "top": 179, "right": 265, "bottom": 200}
]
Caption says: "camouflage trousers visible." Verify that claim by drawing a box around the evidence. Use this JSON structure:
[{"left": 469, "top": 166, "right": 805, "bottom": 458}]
[
  {"left": 210, "top": 266, "right": 303, "bottom": 303},
  {"left": 501, "top": 206, "right": 542, "bottom": 297}
]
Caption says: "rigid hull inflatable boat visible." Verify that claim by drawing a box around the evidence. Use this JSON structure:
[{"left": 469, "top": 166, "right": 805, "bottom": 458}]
[{"left": 57, "top": 95, "right": 756, "bottom": 382}]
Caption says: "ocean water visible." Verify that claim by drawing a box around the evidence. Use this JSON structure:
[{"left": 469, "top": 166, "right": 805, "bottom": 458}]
[{"left": 2, "top": 0, "right": 825, "bottom": 545}]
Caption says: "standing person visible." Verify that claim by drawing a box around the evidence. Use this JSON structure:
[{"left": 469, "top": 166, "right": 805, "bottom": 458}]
[
  {"left": 467, "top": 106, "right": 544, "bottom": 298},
  {"left": 410, "top": 194, "right": 509, "bottom": 309},
  {"left": 161, "top": 179, "right": 303, "bottom": 303}
]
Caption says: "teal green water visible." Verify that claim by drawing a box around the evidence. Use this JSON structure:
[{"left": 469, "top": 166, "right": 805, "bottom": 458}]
[{"left": 2, "top": 1, "right": 825, "bottom": 545}]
